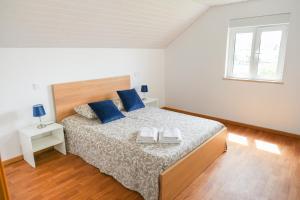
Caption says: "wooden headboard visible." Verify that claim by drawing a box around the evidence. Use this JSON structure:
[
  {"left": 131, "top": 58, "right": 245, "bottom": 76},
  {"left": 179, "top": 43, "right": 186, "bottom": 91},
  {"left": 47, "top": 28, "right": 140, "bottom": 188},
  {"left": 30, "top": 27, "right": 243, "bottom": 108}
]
[{"left": 52, "top": 75, "right": 130, "bottom": 122}]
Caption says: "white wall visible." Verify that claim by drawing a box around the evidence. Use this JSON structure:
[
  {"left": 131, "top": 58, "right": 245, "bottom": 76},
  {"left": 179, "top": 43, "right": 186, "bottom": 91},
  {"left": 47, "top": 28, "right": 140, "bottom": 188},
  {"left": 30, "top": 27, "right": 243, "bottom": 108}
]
[
  {"left": 0, "top": 48, "right": 165, "bottom": 160},
  {"left": 166, "top": 0, "right": 300, "bottom": 134}
]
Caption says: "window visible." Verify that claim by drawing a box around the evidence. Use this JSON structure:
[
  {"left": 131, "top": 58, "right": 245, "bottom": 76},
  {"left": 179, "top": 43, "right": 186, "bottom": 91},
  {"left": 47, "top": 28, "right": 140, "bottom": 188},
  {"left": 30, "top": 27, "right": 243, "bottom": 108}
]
[{"left": 225, "top": 15, "right": 289, "bottom": 82}]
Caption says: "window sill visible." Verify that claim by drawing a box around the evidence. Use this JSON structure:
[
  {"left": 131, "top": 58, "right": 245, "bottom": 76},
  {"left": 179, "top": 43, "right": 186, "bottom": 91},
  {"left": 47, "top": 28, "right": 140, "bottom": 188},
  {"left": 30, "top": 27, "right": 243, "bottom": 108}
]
[{"left": 223, "top": 77, "right": 284, "bottom": 84}]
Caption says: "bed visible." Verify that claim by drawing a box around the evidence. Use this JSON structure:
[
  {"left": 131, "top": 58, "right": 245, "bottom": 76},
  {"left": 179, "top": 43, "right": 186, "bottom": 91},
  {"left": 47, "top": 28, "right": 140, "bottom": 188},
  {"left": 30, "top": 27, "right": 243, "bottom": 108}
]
[{"left": 52, "top": 75, "right": 227, "bottom": 200}]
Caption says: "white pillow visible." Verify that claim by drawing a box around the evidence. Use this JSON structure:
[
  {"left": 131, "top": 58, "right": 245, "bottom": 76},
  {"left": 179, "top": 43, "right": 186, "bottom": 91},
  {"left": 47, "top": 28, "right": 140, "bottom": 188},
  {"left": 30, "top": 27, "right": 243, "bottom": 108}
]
[
  {"left": 112, "top": 99, "right": 124, "bottom": 111},
  {"left": 74, "top": 100, "right": 123, "bottom": 119},
  {"left": 74, "top": 104, "right": 97, "bottom": 119}
]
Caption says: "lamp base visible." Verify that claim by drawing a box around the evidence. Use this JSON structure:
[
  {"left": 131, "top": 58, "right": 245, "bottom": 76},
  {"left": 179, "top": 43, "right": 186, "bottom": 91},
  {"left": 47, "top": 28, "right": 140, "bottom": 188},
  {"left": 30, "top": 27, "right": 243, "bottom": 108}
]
[
  {"left": 141, "top": 93, "right": 147, "bottom": 100},
  {"left": 37, "top": 124, "right": 47, "bottom": 129}
]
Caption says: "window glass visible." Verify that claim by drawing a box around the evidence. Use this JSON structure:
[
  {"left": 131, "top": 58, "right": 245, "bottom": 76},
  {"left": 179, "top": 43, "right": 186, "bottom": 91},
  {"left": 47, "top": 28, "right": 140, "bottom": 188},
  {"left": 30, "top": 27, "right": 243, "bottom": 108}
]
[
  {"left": 257, "top": 30, "right": 282, "bottom": 79},
  {"left": 232, "top": 32, "right": 253, "bottom": 77}
]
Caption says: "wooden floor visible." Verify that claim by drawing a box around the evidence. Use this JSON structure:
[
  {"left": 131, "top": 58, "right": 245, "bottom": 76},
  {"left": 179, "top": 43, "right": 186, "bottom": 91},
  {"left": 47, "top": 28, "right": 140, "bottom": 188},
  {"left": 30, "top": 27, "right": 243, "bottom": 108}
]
[{"left": 5, "top": 124, "right": 300, "bottom": 200}]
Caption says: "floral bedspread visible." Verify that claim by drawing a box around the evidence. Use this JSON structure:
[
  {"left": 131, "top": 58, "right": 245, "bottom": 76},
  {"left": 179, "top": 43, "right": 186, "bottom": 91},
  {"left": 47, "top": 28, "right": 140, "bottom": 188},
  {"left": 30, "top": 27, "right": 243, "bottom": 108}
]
[{"left": 62, "top": 107, "right": 224, "bottom": 200}]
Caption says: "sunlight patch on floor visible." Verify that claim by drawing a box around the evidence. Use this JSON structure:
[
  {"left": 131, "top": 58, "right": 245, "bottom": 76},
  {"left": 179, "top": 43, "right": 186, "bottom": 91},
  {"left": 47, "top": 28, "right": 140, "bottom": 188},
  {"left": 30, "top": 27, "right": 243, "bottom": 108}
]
[
  {"left": 228, "top": 133, "right": 248, "bottom": 145},
  {"left": 255, "top": 140, "right": 281, "bottom": 154}
]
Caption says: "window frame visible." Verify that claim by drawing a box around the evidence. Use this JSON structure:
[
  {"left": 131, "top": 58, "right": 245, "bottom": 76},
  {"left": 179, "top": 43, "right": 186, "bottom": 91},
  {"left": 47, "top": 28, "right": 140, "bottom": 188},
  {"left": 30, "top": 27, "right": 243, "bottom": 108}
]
[{"left": 225, "top": 24, "right": 289, "bottom": 83}]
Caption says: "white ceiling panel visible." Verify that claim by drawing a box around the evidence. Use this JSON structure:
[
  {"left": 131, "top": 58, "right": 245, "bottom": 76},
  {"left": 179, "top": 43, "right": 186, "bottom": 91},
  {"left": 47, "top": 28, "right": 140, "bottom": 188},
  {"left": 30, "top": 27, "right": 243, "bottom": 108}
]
[
  {"left": 0, "top": 0, "right": 251, "bottom": 48},
  {"left": 194, "top": 0, "right": 249, "bottom": 6}
]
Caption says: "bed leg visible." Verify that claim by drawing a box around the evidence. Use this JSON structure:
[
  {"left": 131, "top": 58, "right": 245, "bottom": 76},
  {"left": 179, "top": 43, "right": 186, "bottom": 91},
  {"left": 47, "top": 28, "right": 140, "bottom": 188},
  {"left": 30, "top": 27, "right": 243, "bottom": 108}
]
[{"left": 224, "top": 141, "right": 228, "bottom": 152}]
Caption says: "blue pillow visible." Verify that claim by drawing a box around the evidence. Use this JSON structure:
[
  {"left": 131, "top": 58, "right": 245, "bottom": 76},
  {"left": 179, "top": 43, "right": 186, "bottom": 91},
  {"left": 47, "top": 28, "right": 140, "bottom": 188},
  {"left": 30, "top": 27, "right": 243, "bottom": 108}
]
[
  {"left": 88, "top": 100, "right": 125, "bottom": 124},
  {"left": 117, "top": 89, "right": 145, "bottom": 112}
]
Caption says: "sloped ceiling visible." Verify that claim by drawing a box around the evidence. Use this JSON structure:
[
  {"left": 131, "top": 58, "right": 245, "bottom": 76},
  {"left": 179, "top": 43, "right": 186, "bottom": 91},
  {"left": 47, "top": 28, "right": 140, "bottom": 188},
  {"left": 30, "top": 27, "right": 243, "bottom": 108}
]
[{"left": 0, "top": 0, "right": 250, "bottom": 48}]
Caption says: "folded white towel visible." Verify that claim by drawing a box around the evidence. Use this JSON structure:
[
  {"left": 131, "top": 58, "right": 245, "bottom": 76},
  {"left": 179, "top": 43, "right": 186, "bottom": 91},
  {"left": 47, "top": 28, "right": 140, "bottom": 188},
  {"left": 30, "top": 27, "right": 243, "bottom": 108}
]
[
  {"left": 159, "top": 128, "right": 182, "bottom": 144},
  {"left": 137, "top": 127, "right": 158, "bottom": 144},
  {"left": 139, "top": 127, "right": 157, "bottom": 138},
  {"left": 161, "top": 128, "right": 181, "bottom": 139},
  {"left": 159, "top": 137, "right": 182, "bottom": 144}
]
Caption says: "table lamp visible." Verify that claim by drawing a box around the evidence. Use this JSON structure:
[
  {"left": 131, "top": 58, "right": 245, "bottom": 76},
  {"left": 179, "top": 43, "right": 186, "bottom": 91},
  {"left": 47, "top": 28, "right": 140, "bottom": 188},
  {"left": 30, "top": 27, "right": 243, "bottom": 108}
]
[
  {"left": 141, "top": 85, "right": 148, "bottom": 100},
  {"left": 33, "top": 104, "right": 46, "bottom": 129}
]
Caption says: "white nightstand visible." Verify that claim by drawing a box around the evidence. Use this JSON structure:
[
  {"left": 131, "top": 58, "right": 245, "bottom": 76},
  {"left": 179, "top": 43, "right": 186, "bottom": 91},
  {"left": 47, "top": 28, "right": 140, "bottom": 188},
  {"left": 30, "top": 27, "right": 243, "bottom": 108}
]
[
  {"left": 19, "top": 123, "right": 66, "bottom": 168},
  {"left": 142, "top": 97, "right": 159, "bottom": 108}
]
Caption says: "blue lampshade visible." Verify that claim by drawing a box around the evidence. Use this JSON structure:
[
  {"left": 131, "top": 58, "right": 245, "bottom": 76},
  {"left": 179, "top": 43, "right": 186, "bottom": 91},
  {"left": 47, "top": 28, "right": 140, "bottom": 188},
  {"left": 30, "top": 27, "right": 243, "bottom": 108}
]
[
  {"left": 32, "top": 104, "right": 46, "bottom": 117},
  {"left": 141, "top": 85, "right": 148, "bottom": 93}
]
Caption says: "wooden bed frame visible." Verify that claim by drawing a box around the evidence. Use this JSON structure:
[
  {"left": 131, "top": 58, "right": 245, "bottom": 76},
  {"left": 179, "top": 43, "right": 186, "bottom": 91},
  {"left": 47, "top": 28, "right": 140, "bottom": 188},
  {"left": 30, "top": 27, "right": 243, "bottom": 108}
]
[{"left": 52, "top": 75, "right": 227, "bottom": 200}]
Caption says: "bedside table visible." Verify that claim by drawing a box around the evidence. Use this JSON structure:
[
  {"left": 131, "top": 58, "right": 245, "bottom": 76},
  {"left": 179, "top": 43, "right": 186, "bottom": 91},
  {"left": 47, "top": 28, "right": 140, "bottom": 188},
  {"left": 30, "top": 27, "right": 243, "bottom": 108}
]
[
  {"left": 19, "top": 123, "right": 66, "bottom": 168},
  {"left": 142, "top": 97, "right": 159, "bottom": 108}
]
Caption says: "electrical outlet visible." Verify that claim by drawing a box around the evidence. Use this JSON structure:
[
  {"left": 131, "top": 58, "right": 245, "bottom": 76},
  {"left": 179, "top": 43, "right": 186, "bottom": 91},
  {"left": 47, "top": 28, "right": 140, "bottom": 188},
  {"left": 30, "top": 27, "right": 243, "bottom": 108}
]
[{"left": 32, "top": 83, "right": 40, "bottom": 91}]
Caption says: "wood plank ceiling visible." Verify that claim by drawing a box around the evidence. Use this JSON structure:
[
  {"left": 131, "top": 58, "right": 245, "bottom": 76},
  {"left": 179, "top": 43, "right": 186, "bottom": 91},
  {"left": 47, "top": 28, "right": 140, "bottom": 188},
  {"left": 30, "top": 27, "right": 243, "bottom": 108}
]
[{"left": 0, "top": 0, "right": 250, "bottom": 48}]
